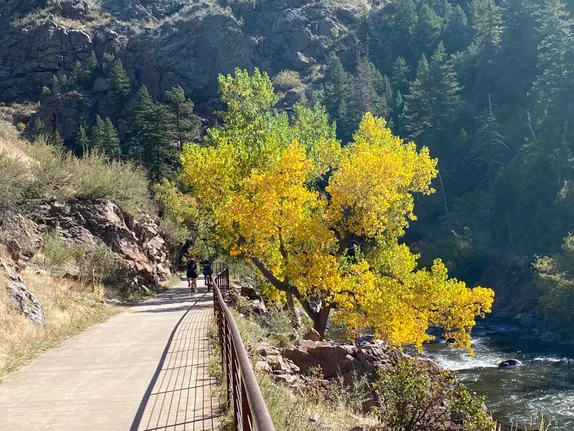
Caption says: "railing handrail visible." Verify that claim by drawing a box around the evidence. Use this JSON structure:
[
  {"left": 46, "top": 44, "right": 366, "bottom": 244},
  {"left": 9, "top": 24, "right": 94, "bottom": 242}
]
[{"left": 212, "top": 263, "right": 276, "bottom": 431}]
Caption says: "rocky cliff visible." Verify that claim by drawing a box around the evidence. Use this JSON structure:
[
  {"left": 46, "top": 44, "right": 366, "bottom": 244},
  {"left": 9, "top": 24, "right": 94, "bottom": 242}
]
[{"left": 0, "top": 0, "right": 367, "bottom": 107}]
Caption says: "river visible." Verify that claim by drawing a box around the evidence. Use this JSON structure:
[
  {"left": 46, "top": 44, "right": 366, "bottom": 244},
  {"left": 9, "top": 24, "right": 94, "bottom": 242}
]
[{"left": 422, "top": 319, "right": 574, "bottom": 430}]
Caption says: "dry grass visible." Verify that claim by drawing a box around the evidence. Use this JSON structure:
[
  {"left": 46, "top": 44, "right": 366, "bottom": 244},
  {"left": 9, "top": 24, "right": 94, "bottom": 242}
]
[{"left": 0, "top": 267, "right": 118, "bottom": 381}]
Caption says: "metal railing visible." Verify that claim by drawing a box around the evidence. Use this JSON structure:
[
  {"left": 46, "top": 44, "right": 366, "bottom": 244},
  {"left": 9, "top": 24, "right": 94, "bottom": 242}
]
[{"left": 212, "top": 263, "right": 276, "bottom": 431}]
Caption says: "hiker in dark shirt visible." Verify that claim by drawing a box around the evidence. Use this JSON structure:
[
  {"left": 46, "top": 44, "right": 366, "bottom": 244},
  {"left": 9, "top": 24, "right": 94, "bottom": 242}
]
[
  {"left": 203, "top": 260, "right": 212, "bottom": 291},
  {"left": 186, "top": 259, "right": 198, "bottom": 295}
]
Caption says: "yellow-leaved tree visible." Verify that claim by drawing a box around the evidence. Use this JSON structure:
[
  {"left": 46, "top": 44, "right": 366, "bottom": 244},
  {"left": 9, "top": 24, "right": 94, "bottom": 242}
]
[{"left": 181, "top": 68, "right": 494, "bottom": 350}]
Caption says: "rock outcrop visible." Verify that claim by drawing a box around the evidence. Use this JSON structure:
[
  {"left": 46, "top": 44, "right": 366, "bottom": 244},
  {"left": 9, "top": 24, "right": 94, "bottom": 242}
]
[
  {"left": 282, "top": 339, "right": 409, "bottom": 380},
  {"left": 1, "top": 199, "right": 171, "bottom": 293},
  {"left": 0, "top": 18, "right": 93, "bottom": 102},
  {"left": 0, "top": 258, "right": 46, "bottom": 326}
]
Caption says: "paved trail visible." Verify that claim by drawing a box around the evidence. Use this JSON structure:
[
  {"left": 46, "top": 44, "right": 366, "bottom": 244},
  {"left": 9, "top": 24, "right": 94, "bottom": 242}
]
[{"left": 0, "top": 281, "right": 221, "bottom": 431}]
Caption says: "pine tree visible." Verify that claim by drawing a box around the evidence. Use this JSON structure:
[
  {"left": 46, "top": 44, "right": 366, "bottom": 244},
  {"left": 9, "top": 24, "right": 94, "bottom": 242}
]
[
  {"left": 28, "top": 118, "right": 48, "bottom": 141},
  {"left": 530, "top": 0, "right": 574, "bottom": 185},
  {"left": 470, "top": 0, "right": 503, "bottom": 103},
  {"left": 165, "top": 86, "right": 201, "bottom": 150},
  {"left": 51, "top": 75, "right": 61, "bottom": 95},
  {"left": 40, "top": 86, "right": 51, "bottom": 104},
  {"left": 91, "top": 115, "right": 107, "bottom": 154},
  {"left": 108, "top": 59, "right": 131, "bottom": 113},
  {"left": 76, "top": 123, "right": 90, "bottom": 155},
  {"left": 129, "top": 86, "right": 154, "bottom": 163},
  {"left": 471, "top": 94, "right": 506, "bottom": 188},
  {"left": 130, "top": 85, "right": 178, "bottom": 180},
  {"left": 348, "top": 58, "right": 388, "bottom": 119},
  {"left": 390, "top": 0, "right": 419, "bottom": 64},
  {"left": 471, "top": 0, "right": 502, "bottom": 48},
  {"left": 403, "top": 55, "right": 432, "bottom": 141},
  {"left": 142, "top": 103, "right": 178, "bottom": 181},
  {"left": 323, "top": 59, "right": 349, "bottom": 121},
  {"left": 391, "top": 56, "right": 411, "bottom": 94},
  {"left": 86, "top": 51, "right": 98, "bottom": 76},
  {"left": 51, "top": 131, "right": 65, "bottom": 149},
  {"left": 442, "top": 5, "right": 471, "bottom": 54},
  {"left": 416, "top": 4, "right": 443, "bottom": 58},
  {"left": 68, "top": 52, "right": 99, "bottom": 91},
  {"left": 404, "top": 43, "right": 462, "bottom": 145},
  {"left": 68, "top": 61, "right": 83, "bottom": 91},
  {"left": 382, "top": 74, "right": 394, "bottom": 114},
  {"left": 103, "top": 118, "right": 121, "bottom": 159},
  {"left": 497, "top": 0, "right": 542, "bottom": 104}
]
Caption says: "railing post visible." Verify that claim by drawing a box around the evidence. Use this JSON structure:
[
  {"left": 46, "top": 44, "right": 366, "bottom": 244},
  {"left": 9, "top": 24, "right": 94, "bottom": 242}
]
[
  {"left": 241, "top": 380, "right": 251, "bottom": 431},
  {"left": 224, "top": 323, "right": 232, "bottom": 409},
  {"left": 231, "top": 345, "right": 240, "bottom": 430}
]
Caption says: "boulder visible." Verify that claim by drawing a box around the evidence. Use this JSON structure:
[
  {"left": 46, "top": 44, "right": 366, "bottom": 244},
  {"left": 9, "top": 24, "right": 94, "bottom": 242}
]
[
  {"left": 257, "top": 342, "right": 280, "bottom": 357},
  {"left": 54, "top": 0, "right": 90, "bottom": 19},
  {"left": 518, "top": 314, "right": 537, "bottom": 327},
  {"left": 0, "top": 214, "right": 43, "bottom": 261},
  {"left": 540, "top": 331, "right": 563, "bottom": 343},
  {"left": 498, "top": 359, "right": 523, "bottom": 368},
  {"left": 92, "top": 77, "right": 111, "bottom": 93},
  {"left": 303, "top": 328, "right": 321, "bottom": 341},
  {"left": 283, "top": 340, "right": 400, "bottom": 379},
  {"left": 254, "top": 360, "right": 273, "bottom": 374},
  {"left": 250, "top": 299, "right": 267, "bottom": 314}
]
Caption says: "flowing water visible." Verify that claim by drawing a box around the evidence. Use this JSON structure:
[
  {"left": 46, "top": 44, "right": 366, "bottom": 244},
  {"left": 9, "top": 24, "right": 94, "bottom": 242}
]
[{"left": 422, "top": 319, "right": 574, "bottom": 430}]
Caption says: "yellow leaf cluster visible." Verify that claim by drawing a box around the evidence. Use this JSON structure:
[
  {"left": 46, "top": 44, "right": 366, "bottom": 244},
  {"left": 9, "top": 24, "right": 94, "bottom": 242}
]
[{"left": 327, "top": 113, "right": 437, "bottom": 240}]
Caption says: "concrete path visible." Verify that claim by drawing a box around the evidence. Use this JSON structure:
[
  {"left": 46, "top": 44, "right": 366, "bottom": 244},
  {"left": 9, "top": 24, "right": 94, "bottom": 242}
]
[{"left": 0, "top": 280, "right": 221, "bottom": 431}]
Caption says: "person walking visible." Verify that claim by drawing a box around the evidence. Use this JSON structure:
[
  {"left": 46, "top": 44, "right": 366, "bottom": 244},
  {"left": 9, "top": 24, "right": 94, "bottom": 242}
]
[
  {"left": 186, "top": 259, "right": 198, "bottom": 295},
  {"left": 203, "top": 260, "right": 212, "bottom": 291}
]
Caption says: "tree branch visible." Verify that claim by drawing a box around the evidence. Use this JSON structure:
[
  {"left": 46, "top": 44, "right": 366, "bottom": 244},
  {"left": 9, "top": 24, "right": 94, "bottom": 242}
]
[{"left": 250, "top": 257, "right": 294, "bottom": 293}]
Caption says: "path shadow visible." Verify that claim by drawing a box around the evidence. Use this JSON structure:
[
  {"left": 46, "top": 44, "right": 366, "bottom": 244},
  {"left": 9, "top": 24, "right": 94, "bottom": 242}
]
[{"left": 129, "top": 290, "right": 211, "bottom": 431}]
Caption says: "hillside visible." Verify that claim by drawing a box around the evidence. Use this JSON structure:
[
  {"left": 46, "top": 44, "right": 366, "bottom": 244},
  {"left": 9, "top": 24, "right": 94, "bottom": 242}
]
[
  {"left": 0, "top": 120, "right": 173, "bottom": 377},
  {"left": 0, "top": 0, "right": 366, "bottom": 105}
]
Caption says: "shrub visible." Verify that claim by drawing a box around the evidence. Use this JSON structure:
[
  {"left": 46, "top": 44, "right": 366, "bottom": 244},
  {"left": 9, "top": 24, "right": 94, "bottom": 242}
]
[
  {"left": 259, "top": 306, "right": 294, "bottom": 335},
  {"left": 273, "top": 70, "right": 302, "bottom": 91},
  {"left": 534, "top": 234, "right": 574, "bottom": 332},
  {"left": 158, "top": 216, "right": 190, "bottom": 248},
  {"left": 71, "top": 242, "right": 128, "bottom": 290},
  {"left": 0, "top": 150, "right": 29, "bottom": 211},
  {"left": 13, "top": 143, "right": 154, "bottom": 217},
  {"left": 327, "top": 370, "right": 372, "bottom": 414},
  {"left": 43, "top": 231, "right": 130, "bottom": 291},
  {"left": 373, "top": 358, "right": 495, "bottom": 431},
  {"left": 25, "top": 143, "right": 73, "bottom": 203},
  {"left": 69, "top": 153, "right": 154, "bottom": 216},
  {"left": 43, "top": 231, "right": 75, "bottom": 275}
]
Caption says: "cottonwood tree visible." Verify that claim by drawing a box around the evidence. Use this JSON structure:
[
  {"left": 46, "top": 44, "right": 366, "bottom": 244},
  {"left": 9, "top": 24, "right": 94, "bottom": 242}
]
[{"left": 181, "top": 68, "right": 493, "bottom": 349}]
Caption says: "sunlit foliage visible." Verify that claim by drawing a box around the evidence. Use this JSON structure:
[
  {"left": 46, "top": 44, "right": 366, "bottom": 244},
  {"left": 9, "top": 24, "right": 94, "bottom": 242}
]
[{"left": 181, "top": 68, "right": 494, "bottom": 349}]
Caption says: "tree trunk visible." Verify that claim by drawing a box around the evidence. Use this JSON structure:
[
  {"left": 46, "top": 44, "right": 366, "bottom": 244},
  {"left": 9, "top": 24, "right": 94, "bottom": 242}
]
[
  {"left": 311, "top": 307, "right": 331, "bottom": 339},
  {"left": 285, "top": 291, "right": 301, "bottom": 328}
]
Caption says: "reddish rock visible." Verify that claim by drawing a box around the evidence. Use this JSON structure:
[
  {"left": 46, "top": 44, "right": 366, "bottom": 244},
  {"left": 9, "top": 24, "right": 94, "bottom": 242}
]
[{"left": 303, "top": 328, "right": 321, "bottom": 341}]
